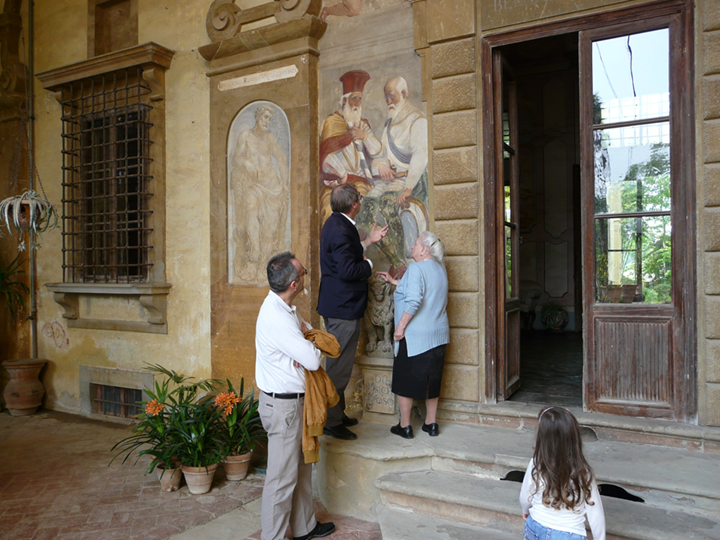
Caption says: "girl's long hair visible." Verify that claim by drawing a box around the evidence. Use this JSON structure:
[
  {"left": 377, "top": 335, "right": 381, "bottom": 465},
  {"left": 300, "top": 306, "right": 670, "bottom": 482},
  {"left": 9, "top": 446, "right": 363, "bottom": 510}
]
[{"left": 531, "top": 407, "right": 595, "bottom": 510}]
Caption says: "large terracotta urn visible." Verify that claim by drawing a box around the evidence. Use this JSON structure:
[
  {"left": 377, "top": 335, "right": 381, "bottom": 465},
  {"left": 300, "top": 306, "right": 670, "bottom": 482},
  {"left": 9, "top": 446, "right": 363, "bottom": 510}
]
[{"left": 2, "top": 359, "right": 47, "bottom": 416}]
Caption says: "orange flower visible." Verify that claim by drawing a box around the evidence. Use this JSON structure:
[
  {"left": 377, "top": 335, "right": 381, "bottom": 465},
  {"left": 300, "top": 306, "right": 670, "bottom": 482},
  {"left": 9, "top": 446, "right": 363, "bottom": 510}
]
[
  {"left": 145, "top": 399, "right": 164, "bottom": 416},
  {"left": 215, "top": 392, "right": 240, "bottom": 415}
]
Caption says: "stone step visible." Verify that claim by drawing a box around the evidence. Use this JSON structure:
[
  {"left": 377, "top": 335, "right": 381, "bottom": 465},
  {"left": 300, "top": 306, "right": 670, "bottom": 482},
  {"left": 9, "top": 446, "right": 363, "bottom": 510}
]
[
  {"left": 410, "top": 422, "right": 720, "bottom": 515},
  {"left": 377, "top": 505, "right": 518, "bottom": 540},
  {"left": 375, "top": 470, "right": 720, "bottom": 540},
  {"left": 448, "top": 401, "right": 720, "bottom": 453}
]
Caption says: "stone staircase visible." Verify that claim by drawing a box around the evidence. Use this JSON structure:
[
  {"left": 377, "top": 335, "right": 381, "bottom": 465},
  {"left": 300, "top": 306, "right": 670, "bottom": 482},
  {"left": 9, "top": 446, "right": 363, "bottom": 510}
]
[{"left": 317, "top": 415, "right": 720, "bottom": 540}]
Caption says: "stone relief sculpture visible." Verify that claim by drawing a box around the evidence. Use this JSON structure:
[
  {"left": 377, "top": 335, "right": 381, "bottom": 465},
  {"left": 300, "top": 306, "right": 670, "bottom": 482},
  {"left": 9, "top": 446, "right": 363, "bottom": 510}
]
[
  {"left": 228, "top": 102, "right": 291, "bottom": 284},
  {"left": 319, "top": 71, "right": 429, "bottom": 280},
  {"left": 364, "top": 274, "right": 395, "bottom": 357}
]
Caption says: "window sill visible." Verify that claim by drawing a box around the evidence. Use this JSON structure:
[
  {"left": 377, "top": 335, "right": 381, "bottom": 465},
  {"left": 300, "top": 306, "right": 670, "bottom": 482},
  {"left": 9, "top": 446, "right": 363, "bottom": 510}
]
[{"left": 45, "top": 283, "right": 172, "bottom": 334}]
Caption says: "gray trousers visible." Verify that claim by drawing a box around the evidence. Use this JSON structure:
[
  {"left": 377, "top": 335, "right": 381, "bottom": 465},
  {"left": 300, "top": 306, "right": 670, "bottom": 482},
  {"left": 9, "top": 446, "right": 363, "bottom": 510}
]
[
  {"left": 259, "top": 392, "right": 316, "bottom": 540},
  {"left": 323, "top": 317, "right": 362, "bottom": 428}
]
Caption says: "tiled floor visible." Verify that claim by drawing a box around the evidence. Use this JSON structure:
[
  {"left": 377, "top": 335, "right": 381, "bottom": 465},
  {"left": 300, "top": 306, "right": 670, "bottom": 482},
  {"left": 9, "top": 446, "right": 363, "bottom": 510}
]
[
  {"left": 509, "top": 330, "right": 583, "bottom": 407},
  {"left": 0, "top": 410, "right": 381, "bottom": 540}
]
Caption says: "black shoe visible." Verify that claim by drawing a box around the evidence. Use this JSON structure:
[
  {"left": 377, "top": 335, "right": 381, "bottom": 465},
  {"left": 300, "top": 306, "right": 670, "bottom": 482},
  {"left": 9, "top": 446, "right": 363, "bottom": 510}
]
[
  {"left": 293, "top": 521, "right": 336, "bottom": 540},
  {"left": 323, "top": 425, "right": 358, "bottom": 440},
  {"left": 390, "top": 422, "right": 414, "bottom": 439},
  {"left": 422, "top": 422, "right": 439, "bottom": 437},
  {"left": 341, "top": 415, "right": 359, "bottom": 427}
]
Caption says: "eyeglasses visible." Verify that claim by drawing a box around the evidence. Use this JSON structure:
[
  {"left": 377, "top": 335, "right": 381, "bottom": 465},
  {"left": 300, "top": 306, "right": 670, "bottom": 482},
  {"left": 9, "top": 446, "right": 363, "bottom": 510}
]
[
  {"left": 302, "top": 267, "right": 308, "bottom": 275},
  {"left": 357, "top": 196, "right": 364, "bottom": 204}
]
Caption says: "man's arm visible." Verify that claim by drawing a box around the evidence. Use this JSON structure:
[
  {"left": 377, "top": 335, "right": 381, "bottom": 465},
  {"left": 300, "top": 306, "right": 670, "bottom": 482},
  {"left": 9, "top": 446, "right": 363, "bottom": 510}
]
[{"left": 273, "top": 320, "right": 322, "bottom": 371}]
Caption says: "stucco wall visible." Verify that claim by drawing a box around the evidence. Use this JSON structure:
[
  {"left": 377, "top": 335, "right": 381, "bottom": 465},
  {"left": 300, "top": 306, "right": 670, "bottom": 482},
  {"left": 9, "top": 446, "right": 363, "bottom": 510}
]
[{"left": 32, "top": 0, "right": 213, "bottom": 412}]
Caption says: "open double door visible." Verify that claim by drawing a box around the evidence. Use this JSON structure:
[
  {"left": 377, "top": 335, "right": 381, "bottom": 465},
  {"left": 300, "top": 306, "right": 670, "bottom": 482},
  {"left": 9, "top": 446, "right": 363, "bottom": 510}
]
[{"left": 489, "top": 2, "right": 696, "bottom": 421}]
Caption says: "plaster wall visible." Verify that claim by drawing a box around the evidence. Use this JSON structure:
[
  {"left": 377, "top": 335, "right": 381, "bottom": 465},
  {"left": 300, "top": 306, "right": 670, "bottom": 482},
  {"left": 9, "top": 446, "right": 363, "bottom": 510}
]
[{"left": 31, "top": 0, "right": 213, "bottom": 413}]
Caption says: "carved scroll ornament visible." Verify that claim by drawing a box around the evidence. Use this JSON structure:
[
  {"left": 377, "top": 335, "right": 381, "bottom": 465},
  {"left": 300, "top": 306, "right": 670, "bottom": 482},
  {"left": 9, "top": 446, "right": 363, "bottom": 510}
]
[{"left": 206, "top": 0, "right": 321, "bottom": 42}]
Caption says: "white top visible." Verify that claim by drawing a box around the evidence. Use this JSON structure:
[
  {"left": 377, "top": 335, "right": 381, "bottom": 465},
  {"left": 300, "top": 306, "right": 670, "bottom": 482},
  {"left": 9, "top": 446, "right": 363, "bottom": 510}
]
[
  {"left": 255, "top": 291, "right": 322, "bottom": 393},
  {"left": 519, "top": 459, "right": 606, "bottom": 540}
]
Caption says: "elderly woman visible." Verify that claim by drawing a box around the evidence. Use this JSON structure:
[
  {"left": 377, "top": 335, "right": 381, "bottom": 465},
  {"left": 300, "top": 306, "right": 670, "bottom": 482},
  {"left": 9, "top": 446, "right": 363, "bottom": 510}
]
[{"left": 377, "top": 231, "right": 449, "bottom": 439}]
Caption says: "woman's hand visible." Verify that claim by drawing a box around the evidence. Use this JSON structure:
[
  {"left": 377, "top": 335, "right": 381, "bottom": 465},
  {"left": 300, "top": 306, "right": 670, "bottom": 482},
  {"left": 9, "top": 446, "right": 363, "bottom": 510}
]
[{"left": 376, "top": 271, "right": 398, "bottom": 286}]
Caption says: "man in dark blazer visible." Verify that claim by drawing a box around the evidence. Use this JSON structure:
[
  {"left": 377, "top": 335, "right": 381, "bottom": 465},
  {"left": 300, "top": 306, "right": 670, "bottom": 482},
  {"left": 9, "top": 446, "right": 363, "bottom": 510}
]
[{"left": 318, "top": 183, "right": 388, "bottom": 439}]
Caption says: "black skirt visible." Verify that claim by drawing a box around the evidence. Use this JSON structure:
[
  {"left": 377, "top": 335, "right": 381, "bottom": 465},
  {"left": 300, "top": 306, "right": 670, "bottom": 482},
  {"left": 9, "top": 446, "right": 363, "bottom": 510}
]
[{"left": 391, "top": 338, "right": 447, "bottom": 400}]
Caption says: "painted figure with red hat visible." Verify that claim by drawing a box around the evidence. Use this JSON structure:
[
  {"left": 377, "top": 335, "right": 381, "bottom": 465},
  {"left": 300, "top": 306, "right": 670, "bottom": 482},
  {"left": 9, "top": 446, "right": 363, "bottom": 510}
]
[{"left": 319, "top": 70, "right": 382, "bottom": 226}]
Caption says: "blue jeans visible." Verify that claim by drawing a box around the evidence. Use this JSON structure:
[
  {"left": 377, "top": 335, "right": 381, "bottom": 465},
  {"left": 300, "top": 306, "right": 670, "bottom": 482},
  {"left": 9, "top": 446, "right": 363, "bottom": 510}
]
[{"left": 524, "top": 515, "right": 587, "bottom": 540}]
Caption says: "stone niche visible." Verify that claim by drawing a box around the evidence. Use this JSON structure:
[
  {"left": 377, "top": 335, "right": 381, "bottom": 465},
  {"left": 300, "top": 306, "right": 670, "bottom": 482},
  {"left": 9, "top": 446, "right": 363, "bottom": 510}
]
[{"left": 200, "top": 0, "right": 326, "bottom": 384}]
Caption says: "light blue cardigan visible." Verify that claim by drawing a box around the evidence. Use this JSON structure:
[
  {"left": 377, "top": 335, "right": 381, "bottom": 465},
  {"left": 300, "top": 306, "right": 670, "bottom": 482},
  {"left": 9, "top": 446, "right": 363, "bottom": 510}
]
[{"left": 393, "top": 259, "right": 449, "bottom": 357}]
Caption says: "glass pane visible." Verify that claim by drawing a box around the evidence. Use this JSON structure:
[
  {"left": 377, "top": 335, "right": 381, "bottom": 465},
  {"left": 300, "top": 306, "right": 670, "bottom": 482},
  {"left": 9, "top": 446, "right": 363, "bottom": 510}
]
[
  {"left": 594, "top": 124, "right": 671, "bottom": 214},
  {"left": 505, "top": 225, "right": 513, "bottom": 299},
  {"left": 504, "top": 185, "right": 512, "bottom": 222},
  {"left": 592, "top": 28, "right": 669, "bottom": 124},
  {"left": 595, "top": 216, "right": 671, "bottom": 304}
]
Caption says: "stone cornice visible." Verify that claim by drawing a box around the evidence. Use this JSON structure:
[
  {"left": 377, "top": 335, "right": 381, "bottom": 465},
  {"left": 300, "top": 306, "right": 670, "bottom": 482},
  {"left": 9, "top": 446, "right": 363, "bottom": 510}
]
[
  {"left": 199, "top": 16, "right": 325, "bottom": 62},
  {"left": 36, "top": 42, "right": 175, "bottom": 91}
]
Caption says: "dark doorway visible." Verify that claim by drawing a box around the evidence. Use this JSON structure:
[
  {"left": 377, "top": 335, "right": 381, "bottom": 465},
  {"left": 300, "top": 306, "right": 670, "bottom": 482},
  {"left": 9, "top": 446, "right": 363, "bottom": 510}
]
[{"left": 495, "top": 34, "right": 584, "bottom": 407}]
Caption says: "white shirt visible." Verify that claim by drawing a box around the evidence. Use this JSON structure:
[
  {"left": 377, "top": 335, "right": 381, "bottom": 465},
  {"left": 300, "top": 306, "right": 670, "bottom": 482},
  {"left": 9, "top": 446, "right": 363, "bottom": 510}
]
[
  {"left": 255, "top": 291, "right": 322, "bottom": 393},
  {"left": 519, "top": 459, "right": 606, "bottom": 540}
]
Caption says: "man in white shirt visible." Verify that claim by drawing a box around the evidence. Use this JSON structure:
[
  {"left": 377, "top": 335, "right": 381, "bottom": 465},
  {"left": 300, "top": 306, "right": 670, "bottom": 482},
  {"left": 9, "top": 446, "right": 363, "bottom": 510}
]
[{"left": 256, "top": 252, "right": 335, "bottom": 540}]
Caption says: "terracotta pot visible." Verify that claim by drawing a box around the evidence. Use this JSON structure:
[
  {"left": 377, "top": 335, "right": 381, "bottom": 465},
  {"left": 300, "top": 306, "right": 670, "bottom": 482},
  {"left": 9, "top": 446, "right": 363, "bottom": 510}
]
[
  {"left": 222, "top": 451, "right": 252, "bottom": 481},
  {"left": 181, "top": 463, "right": 219, "bottom": 495},
  {"left": 156, "top": 465, "right": 182, "bottom": 492},
  {"left": 2, "top": 359, "right": 47, "bottom": 416}
]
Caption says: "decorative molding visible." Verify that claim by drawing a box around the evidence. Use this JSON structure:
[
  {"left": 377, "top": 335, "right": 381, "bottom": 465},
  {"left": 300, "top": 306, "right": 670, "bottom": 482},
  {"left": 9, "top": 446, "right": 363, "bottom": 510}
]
[
  {"left": 205, "top": 0, "right": 321, "bottom": 44},
  {"left": 36, "top": 42, "right": 174, "bottom": 91},
  {"left": 45, "top": 283, "right": 172, "bottom": 334},
  {"left": 200, "top": 15, "right": 326, "bottom": 63},
  {"left": 51, "top": 292, "right": 79, "bottom": 320}
]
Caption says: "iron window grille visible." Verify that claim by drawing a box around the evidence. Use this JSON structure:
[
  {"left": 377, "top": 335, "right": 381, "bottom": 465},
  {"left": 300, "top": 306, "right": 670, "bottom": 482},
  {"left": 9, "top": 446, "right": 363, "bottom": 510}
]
[
  {"left": 60, "top": 67, "right": 154, "bottom": 283},
  {"left": 91, "top": 383, "right": 143, "bottom": 418}
]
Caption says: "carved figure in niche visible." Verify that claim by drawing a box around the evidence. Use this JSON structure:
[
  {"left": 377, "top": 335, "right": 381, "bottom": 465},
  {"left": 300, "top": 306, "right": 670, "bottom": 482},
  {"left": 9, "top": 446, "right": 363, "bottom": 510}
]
[
  {"left": 364, "top": 274, "right": 394, "bottom": 357},
  {"left": 356, "top": 76, "right": 429, "bottom": 277},
  {"left": 320, "top": 0, "right": 363, "bottom": 21},
  {"left": 228, "top": 102, "right": 291, "bottom": 284},
  {"left": 319, "top": 70, "right": 382, "bottom": 226}
]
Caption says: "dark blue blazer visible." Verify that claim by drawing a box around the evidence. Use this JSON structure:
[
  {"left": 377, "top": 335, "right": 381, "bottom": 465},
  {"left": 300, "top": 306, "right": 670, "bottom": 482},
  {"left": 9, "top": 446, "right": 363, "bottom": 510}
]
[{"left": 317, "top": 212, "right": 372, "bottom": 320}]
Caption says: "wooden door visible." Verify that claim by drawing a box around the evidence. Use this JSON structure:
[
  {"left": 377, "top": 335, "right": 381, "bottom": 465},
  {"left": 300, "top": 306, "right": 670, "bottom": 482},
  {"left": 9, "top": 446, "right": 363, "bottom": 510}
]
[
  {"left": 580, "top": 13, "right": 696, "bottom": 420},
  {"left": 494, "top": 51, "right": 521, "bottom": 400}
]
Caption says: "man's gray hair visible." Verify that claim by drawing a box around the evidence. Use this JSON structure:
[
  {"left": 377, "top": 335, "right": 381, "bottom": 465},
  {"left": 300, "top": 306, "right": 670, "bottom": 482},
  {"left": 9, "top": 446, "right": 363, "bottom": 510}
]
[
  {"left": 418, "top": 231, "right": 444, "bottom": 263},
  {"left": 330, "top": 183, "right": 360, "bottom": 214},
  {"left": 267, "top": 251, "right": 299, "bottom": 293},
  {"left": 255, "top": 104, "right": 274, "bottom": 120}
]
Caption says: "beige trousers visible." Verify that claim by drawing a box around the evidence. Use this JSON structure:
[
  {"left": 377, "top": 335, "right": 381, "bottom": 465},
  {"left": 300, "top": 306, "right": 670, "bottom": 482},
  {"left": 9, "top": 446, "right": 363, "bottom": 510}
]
[{"left": 259, "top": 392, "right": 316, "bottom": 540}]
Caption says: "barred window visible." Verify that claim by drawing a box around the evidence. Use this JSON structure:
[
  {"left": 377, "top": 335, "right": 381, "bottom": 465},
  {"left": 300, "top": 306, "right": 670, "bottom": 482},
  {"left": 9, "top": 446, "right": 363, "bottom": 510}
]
[{"left": 60, "top": 67, "right": 154, "bottom": 283}]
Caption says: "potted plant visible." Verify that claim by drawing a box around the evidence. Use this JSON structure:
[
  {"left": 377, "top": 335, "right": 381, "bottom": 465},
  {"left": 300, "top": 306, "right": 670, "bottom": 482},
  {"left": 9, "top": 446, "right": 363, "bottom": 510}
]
[
  {"left": 541, "top": 302, "right": 569, "bottom": 332},
  {"left": 1, "top": 253, "right": 47, "bottom": 416},
  {"left": 110, "top": 364, "right": 219, "bottom": 492},
  {"left": 215, "top": 379, "right": 265, "bottom": 481},
  {"left": 0, "top": 189, "right": 59, "bottom": 251},
  {"left": 169, "top": 396, "right": 226, "bottom": 494}
]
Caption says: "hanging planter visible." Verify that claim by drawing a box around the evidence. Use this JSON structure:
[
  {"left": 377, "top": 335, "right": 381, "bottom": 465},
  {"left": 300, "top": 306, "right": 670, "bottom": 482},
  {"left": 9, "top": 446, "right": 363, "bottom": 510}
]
[{"left": 0, "top": 189, "right": 59, "bottom": 250}]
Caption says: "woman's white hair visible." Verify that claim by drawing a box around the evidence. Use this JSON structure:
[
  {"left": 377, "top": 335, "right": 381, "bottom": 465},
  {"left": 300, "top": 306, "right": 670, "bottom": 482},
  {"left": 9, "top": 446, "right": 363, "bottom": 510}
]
[{"left": 418, "top": 231, "right": 444, "bottom": 263}]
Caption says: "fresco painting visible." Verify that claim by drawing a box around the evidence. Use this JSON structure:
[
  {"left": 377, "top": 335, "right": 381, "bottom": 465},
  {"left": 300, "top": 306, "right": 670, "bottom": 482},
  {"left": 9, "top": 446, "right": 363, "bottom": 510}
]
[
  {"left": 228, "top": 101, "right": 292, "bottom": 285},
  {"left": 319, "top": 69, "right": 429, "bottom": 277}
]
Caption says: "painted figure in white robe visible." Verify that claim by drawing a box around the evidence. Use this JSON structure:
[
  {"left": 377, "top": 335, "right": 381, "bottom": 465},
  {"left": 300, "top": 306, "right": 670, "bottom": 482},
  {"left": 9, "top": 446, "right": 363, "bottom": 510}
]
[{"left": 357, "top": 77, "right": 429, "bottom": 274}]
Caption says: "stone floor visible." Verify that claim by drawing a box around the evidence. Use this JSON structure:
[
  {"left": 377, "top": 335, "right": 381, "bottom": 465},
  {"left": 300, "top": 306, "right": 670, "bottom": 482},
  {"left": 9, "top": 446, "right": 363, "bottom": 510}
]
[
  {"left": 509, "top": 330, "right": 583, "bottom": 407},
  {"left": 0, "top": 410, "right": 381, "bottom": 540}
]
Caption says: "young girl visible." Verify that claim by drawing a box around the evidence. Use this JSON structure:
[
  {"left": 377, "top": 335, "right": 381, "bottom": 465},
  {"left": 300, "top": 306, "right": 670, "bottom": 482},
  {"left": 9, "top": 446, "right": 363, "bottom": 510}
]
[{"left": 519, "top": 407, "right": 606, "bottom": 540}]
